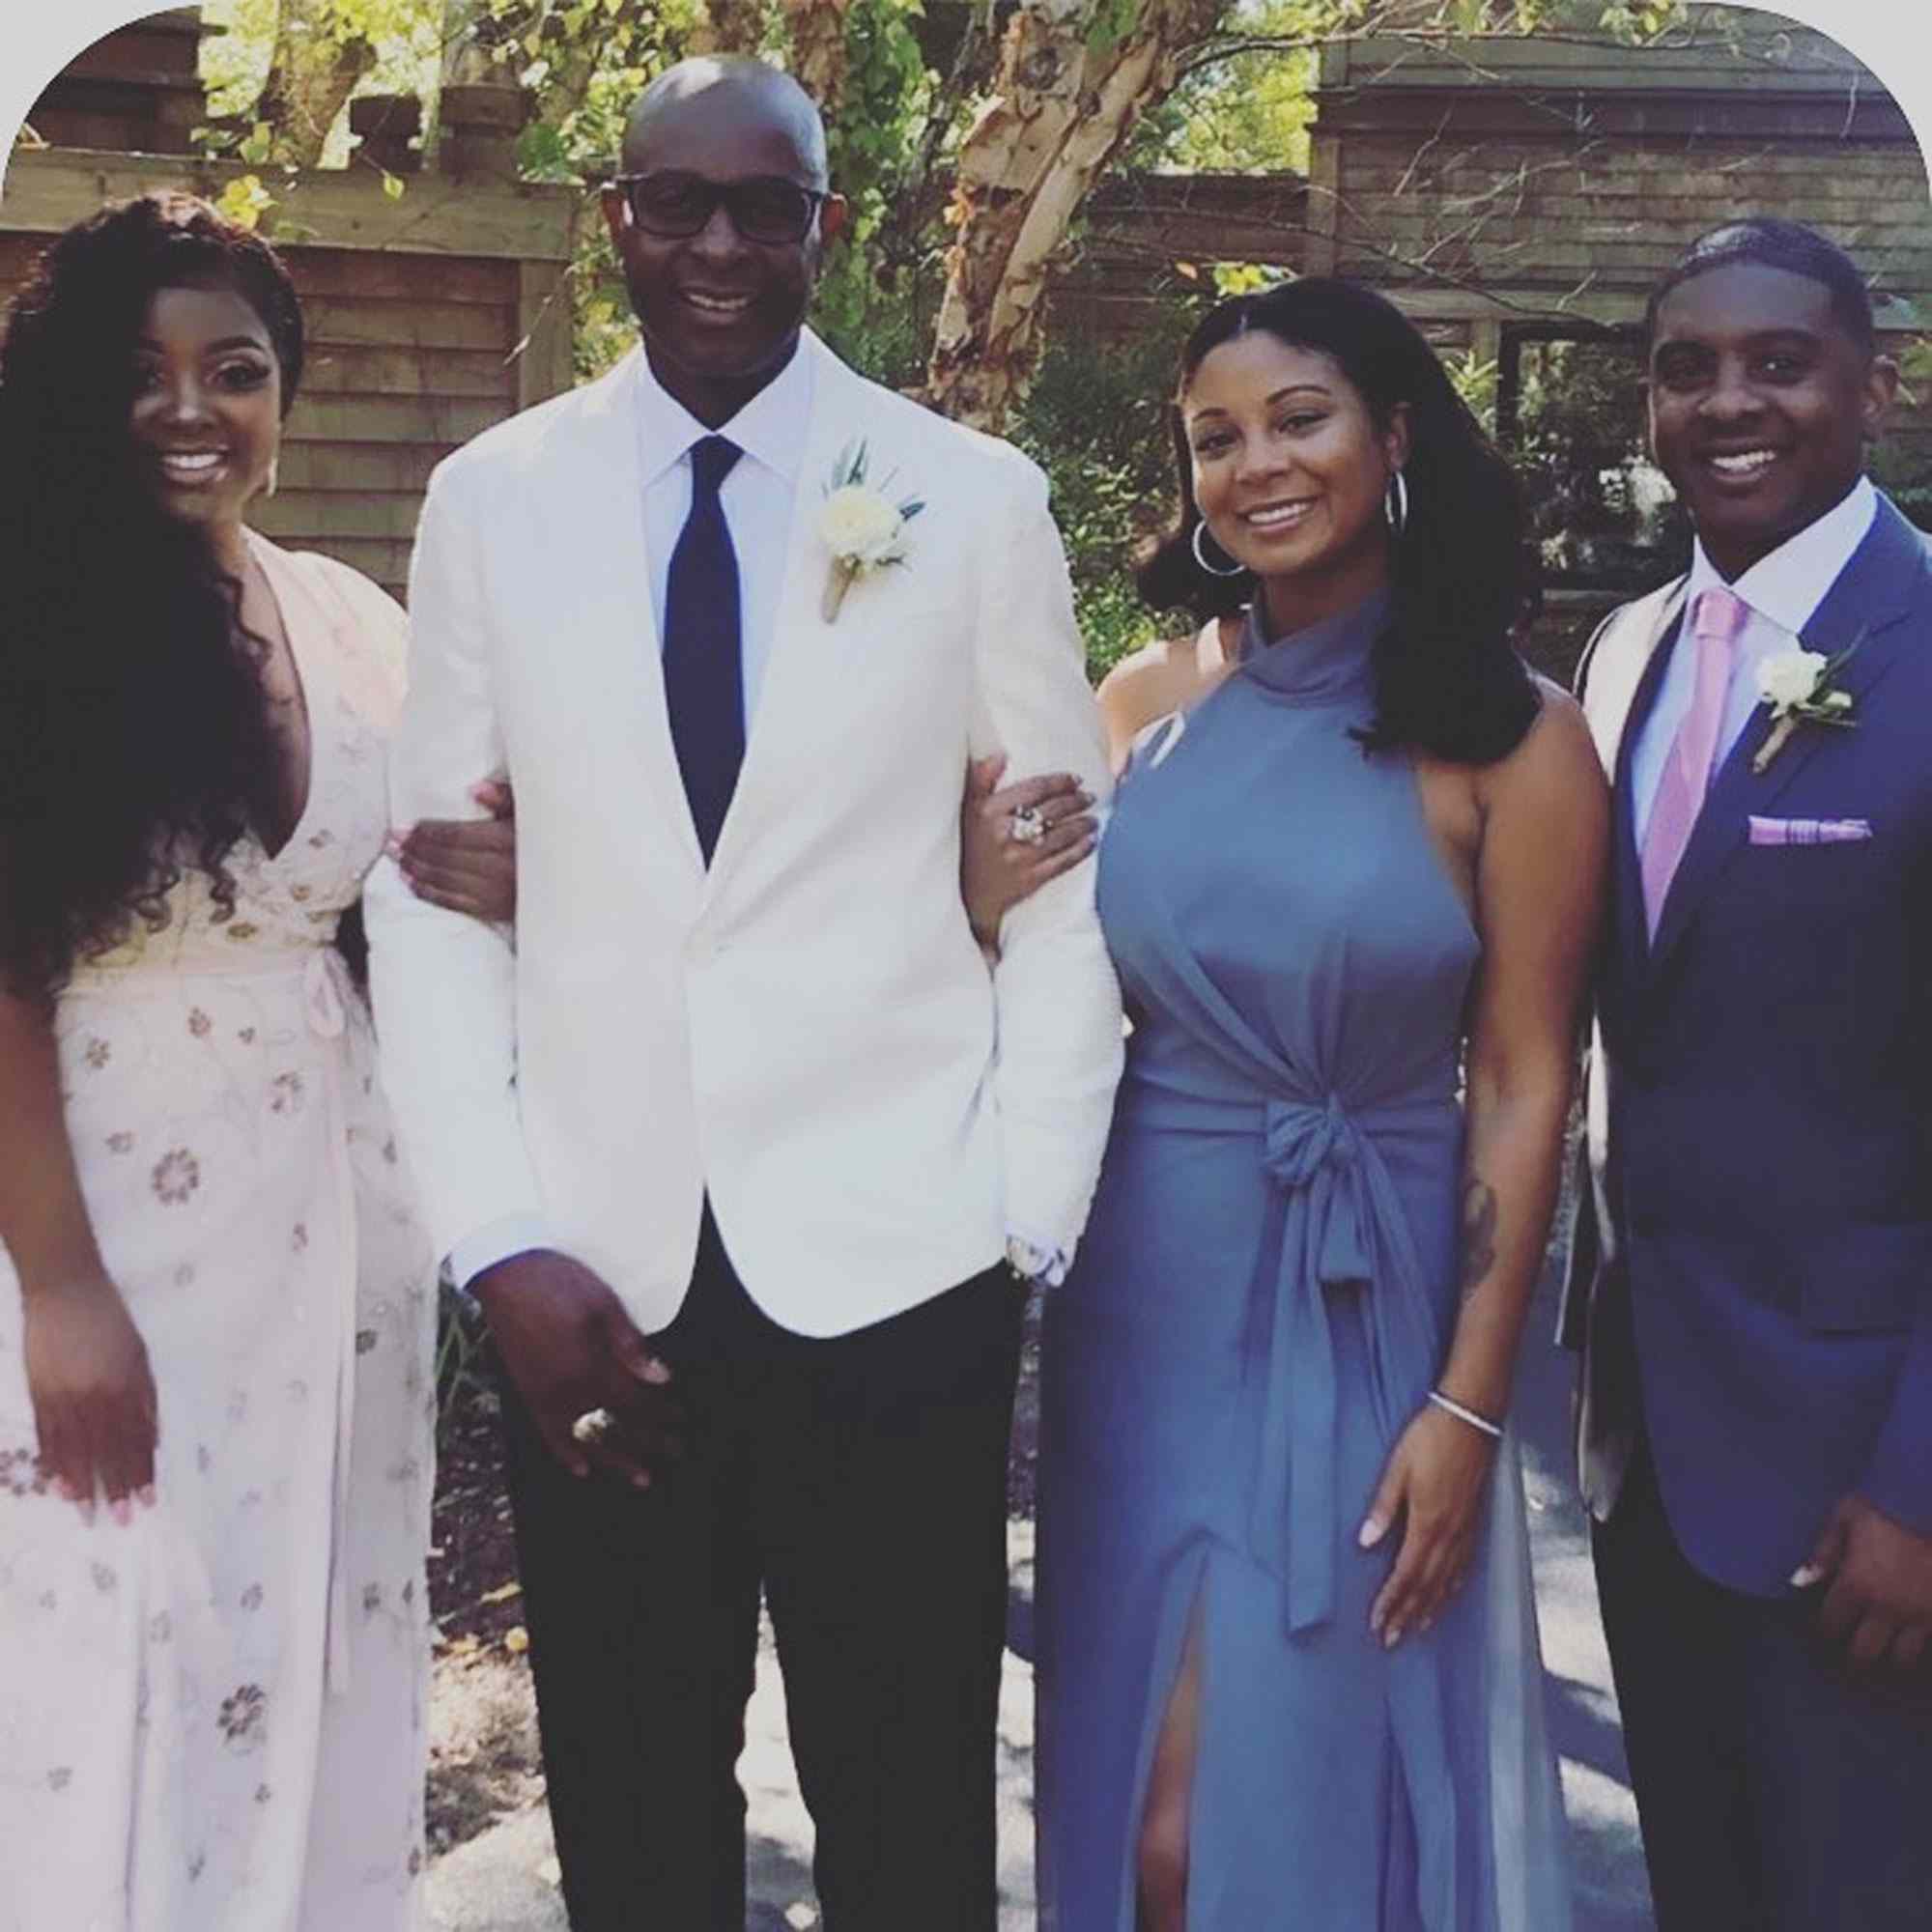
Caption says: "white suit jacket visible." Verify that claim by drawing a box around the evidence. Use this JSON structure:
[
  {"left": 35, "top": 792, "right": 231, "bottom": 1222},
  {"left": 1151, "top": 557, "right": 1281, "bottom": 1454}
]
[{"left": 363, "top": 331, "right": 1123, "bottom": 1337}]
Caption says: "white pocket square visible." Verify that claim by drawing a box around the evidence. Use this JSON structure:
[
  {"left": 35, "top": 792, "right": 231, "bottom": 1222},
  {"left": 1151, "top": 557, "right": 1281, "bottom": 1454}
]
[{"left": 1747, "top": 814, "right": 1873, "bottom": 847}]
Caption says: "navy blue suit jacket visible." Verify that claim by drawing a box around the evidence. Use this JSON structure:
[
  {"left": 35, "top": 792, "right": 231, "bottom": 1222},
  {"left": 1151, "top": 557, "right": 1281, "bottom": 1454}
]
[{"left": 1569, "top": 494, "right": 1932, "bottom": 1595}]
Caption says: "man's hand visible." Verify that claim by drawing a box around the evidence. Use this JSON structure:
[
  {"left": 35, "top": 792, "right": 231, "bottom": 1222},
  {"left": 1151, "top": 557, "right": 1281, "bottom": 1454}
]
[
  {"left": 471, "top": 1249, "right": 680, "bottom": 1486},
  {"left": 1801, "top": 1494, "right": 1932, "bottom": 1674}
]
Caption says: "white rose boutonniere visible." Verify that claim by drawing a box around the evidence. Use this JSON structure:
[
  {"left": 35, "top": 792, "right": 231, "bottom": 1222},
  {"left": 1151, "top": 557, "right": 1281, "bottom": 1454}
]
[
  {"left": 1751, "top": 635, "right": 1861, "bottom": 774},
  {"left": 818, "top": 440, "right": 923, "bottom": 623}
]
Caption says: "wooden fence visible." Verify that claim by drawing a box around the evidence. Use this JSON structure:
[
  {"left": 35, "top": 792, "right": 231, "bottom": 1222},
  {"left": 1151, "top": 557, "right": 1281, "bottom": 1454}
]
[{"left": 3, "top": 9, "right": 578, "bottom": 603}]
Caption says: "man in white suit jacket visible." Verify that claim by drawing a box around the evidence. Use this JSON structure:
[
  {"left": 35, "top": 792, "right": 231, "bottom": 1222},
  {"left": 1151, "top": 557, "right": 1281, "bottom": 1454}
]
[{"left": 364, "top": 58, "right": 1122, "bottom": 1932}]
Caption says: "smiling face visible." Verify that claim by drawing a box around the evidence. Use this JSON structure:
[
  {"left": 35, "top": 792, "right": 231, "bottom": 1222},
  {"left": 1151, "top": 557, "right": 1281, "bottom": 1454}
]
[
  {"left": 128, "top": 283, "right": 282, "bottom": 543},
  {"left": 601, "top": 66, "right": 847, "bottom": 425},
  {"left": 1648, "top": 260, "right": 1895, "bottom": 580},
  {"left": 1182, "top": 329, "right": 1409, "bottom": 635}
]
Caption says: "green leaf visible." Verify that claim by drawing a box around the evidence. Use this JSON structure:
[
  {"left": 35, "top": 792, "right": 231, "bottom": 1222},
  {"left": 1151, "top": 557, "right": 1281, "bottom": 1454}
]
[{"left": 216, "top": 174, "right": 276, "bottom": 232}]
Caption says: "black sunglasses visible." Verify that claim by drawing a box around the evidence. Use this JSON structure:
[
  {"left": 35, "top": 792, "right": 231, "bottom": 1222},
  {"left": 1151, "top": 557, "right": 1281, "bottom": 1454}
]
[{"left": 611, "top": 171, "right": 829, "bottom": 246}]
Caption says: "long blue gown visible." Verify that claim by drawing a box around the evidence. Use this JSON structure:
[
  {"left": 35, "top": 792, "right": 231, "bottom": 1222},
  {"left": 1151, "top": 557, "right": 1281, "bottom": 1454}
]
[{"left": 1036, "top": 588, "right": 1572, "bottom": 1931}]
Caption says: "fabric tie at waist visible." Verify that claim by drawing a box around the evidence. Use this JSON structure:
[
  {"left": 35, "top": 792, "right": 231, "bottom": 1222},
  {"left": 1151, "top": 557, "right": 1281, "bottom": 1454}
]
[
  {"left": 1113, "top": 1077, "right": 1451, "bottom": 1634},
  {"left": 1192, "top": 1087, "right": 1438, "bottom": 1638},
  {"left": 1257, "top": 1094, "right": 1378, "bottom": 1635},
  {"left": 1247, "top": 1087, "right": 1469, "bottom": 1927}
]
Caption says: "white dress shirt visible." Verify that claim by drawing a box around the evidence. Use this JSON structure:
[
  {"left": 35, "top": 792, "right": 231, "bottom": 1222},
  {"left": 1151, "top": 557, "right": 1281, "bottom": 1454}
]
[
  {"left": 636, "top": 338, "right": 814, "bottom": 730},
  {"left": 1631, "top": 476, "right": 1876, "bottom": 844},
  {"left": 449, "top": 341, "right": 815, "bottom": 1293}
]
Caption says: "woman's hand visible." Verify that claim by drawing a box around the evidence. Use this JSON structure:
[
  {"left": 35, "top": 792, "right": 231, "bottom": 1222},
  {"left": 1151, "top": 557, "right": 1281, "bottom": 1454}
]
[
  {"left": 1358, "top": 1403, "right": 1497, "bottom": 1647},
  {"left": 391, "top": 779, "right": 517, "bottom": 922},
  {"left": 23, "top": 1269, "right": 158, "bottom": 1523},
  {"left": 961, "top": 754, "right": 1096, "bottom": 950}
]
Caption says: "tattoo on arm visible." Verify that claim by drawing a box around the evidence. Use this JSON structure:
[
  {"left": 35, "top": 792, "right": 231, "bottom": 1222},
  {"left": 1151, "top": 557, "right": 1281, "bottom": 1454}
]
[{"left": 1461, "top": 1179, "right": 1498, "bottom": 1298}]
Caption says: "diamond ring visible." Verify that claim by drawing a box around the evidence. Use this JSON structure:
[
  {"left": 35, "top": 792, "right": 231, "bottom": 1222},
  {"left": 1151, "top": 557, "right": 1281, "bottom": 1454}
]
[
  {"left": 570, "top": 1406, "right": 616, "bottom": 1447},
  {"left": 1010, "top": 805, "right": 1047, "bottom": 846}
]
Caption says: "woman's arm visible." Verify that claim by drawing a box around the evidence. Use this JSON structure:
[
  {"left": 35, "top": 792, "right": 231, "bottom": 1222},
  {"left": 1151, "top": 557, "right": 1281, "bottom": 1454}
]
[
  {"left": 961, "top": 755, "right": 1095, "bottom": 953},
  {"left": 1441, "top": 687, "right": 1608, "bottom": 1417},
  {"left": 393, "top": 779, "right": 518, "bottom": 923},
  {"left": 1363, "top": 687, "right": 1609, "bottom": 1645},
  {"left": 960, "top": 632, "right": 1222, "bottom": 953},
  {"left": 0, "top": 989, "right": 157, "bottom": 1520}
]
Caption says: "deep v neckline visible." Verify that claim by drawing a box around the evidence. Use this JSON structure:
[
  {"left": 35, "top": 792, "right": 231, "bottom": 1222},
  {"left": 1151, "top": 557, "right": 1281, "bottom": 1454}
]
[{"left": 242, "top": 528, "right": 320, "bottom": 866}]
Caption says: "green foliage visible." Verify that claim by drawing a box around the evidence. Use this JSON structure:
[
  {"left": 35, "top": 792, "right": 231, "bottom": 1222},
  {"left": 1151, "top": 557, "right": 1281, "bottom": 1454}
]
[
  {"left": 215, "top": 173, "right": 278, "bottom": 228},
  {"left": 1210, "top": 262, "right": 1279, "bottom": 296},
  {"left": 1594, "top": 0, "right": 1685, "bottom": 42},
  {"left": 1133, "top": 4, "right": 1317, "bottom": 175},
  {"left": 434, "top": 1282, "right": 493, "bottom": 1442},
  {"left": 202, "top": 0, "right": 282, "bottom": 117},
  {"left": 1501, "top": 333, "right": 1684, "bottom": 588},
  {"left": 1008, "top": 306, "right": 1200, "bottom": 678},
  {"left": 813, "top": 0, "right": 940, "bottom": 353},
  {"left": 1869, "top": 439, "right": 1932, "bottom": 537},
  {"left": 1442, "top": 346, "right": 1498, "bottom": 433},
  {"left": 1085, "top": 0, "right": 1147, "bottom": 59},
  {"left": 1898, "top": 335, "right": 1932, "bottom": 389}
]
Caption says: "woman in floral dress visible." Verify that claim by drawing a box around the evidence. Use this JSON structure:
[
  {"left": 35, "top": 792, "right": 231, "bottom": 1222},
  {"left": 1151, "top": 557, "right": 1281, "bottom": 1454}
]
[{"left": 0, "top": 194, "right": 508, "bottom": 1930}]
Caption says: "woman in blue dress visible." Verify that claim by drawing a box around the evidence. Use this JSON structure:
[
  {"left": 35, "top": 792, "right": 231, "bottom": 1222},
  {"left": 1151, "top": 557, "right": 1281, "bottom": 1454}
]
[{"left": 967, "top": 280, "right": 1606, "bottom": 1929}]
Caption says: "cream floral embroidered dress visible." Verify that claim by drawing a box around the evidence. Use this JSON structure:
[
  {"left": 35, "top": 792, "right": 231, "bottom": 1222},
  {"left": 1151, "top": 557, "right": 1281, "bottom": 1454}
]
[{"left": 0, "top": 533, "right": 436, "bottom": 1932}]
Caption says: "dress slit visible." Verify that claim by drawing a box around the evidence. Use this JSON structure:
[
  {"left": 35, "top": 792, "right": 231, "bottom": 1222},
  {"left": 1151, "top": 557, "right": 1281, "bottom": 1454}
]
[{"left": 1114, "top": 1541, "right": 1211, "bottom": 1932}]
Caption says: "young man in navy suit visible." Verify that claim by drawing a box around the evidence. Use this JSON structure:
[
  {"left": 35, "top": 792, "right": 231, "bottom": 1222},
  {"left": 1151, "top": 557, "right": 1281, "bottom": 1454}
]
[{"left": 1565, "top": 219, "right": 1932, "bottom": 1930}]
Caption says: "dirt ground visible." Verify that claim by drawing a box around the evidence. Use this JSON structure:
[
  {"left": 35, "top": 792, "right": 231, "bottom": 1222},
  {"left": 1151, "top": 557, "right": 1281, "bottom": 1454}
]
[{"left": 424, "top": 1302, "right": 1045, "bottom": 1861}]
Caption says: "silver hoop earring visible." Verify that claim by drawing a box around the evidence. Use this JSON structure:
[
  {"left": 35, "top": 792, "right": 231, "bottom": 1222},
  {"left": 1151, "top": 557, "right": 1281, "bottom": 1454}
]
[
  {"left": 1383, "top": 469, "right": 1408, "bottom": 537},
  {"left": 1191, "top": 519, "right": 1247, "bottom": 579}
]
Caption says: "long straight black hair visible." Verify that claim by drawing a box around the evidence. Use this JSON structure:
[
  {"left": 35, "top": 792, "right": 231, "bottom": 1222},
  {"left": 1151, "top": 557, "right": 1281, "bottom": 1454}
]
[{"left": 1137, "top": 278, "right": 1541, "bottom": 766}]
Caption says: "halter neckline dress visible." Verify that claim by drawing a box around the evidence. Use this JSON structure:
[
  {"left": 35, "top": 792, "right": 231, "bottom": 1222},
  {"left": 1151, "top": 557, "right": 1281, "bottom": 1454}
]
[{"left": 1037, "top": 587, "right": 1572, "bottom": 1930}]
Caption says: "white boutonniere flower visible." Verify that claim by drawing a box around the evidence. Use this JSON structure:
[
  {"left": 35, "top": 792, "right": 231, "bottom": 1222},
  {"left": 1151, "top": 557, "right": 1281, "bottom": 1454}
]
[
  {"left": 1751, "top": 637, "right": 1861, "bottom": 774},
  {"left": 818, "top": 440, "right": 923, "bottom": 623}
]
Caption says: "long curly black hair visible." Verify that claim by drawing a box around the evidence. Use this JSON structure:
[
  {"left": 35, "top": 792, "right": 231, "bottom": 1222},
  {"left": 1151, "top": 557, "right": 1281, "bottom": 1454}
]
[
  {"left": 0, "top": 191, "right": 304, "bottom": 1001},
  {"left": 1136, "top": 278, "right": 1541, "bottom": 766}
]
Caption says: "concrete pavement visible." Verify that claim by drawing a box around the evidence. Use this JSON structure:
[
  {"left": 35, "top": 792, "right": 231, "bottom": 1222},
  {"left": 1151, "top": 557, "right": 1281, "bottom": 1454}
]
[{"left": 425, "top": 1264, "right": 1655, "bottom": 1931}]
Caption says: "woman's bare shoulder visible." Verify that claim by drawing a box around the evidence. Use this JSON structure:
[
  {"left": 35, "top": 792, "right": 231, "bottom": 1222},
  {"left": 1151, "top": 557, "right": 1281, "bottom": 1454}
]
[
  {"left": 1097, "top": 631, "right": 1214, "bottom": 745},
  {"left": 1478, "top": 674, "right": 1606, "bottom": 819}
]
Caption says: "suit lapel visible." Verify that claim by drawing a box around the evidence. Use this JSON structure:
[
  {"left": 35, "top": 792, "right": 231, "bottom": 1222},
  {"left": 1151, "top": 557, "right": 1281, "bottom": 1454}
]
[
  {"left": 705, "top": 336, "right": 873, "bottom": 887},
  {"left": 561, "top": 351, "right": 706, "bottom": 879},
  {"left": 1647, "top": 496, "right": 1927, "bottom": 981},
  {"left": 1612, "top": 607, "right": 1680, "bottom": 994},
  {"left": 1584, "top": 582, "right": 1687, "bottom": 1009}
]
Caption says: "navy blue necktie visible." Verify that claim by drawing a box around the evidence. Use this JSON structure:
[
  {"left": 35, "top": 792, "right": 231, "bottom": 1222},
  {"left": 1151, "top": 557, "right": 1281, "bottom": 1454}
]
[{"left": 663, "top": 435, "right": 745, "bottom": 864}]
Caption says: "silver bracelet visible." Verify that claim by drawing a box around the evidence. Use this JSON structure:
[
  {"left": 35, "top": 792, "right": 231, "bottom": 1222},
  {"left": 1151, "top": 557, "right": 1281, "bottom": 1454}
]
[{"left": 1427, "top": 1388, "right": 1504, "bottom": 1441}]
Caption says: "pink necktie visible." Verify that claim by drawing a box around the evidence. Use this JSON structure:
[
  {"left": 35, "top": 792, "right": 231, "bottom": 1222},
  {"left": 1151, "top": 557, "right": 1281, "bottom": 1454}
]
[{"left": 1640, "top": 585, "right": 1749, "bottom": 935}]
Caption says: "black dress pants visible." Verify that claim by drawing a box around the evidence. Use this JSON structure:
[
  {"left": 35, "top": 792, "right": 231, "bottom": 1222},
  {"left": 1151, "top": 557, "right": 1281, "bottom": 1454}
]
[
  {"left": 1593, "top": 1445, "right": 1932, "bottom": 1932},
  {"left": 499, "top": 1206, "right": 1026, "bottom": 1932}
]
